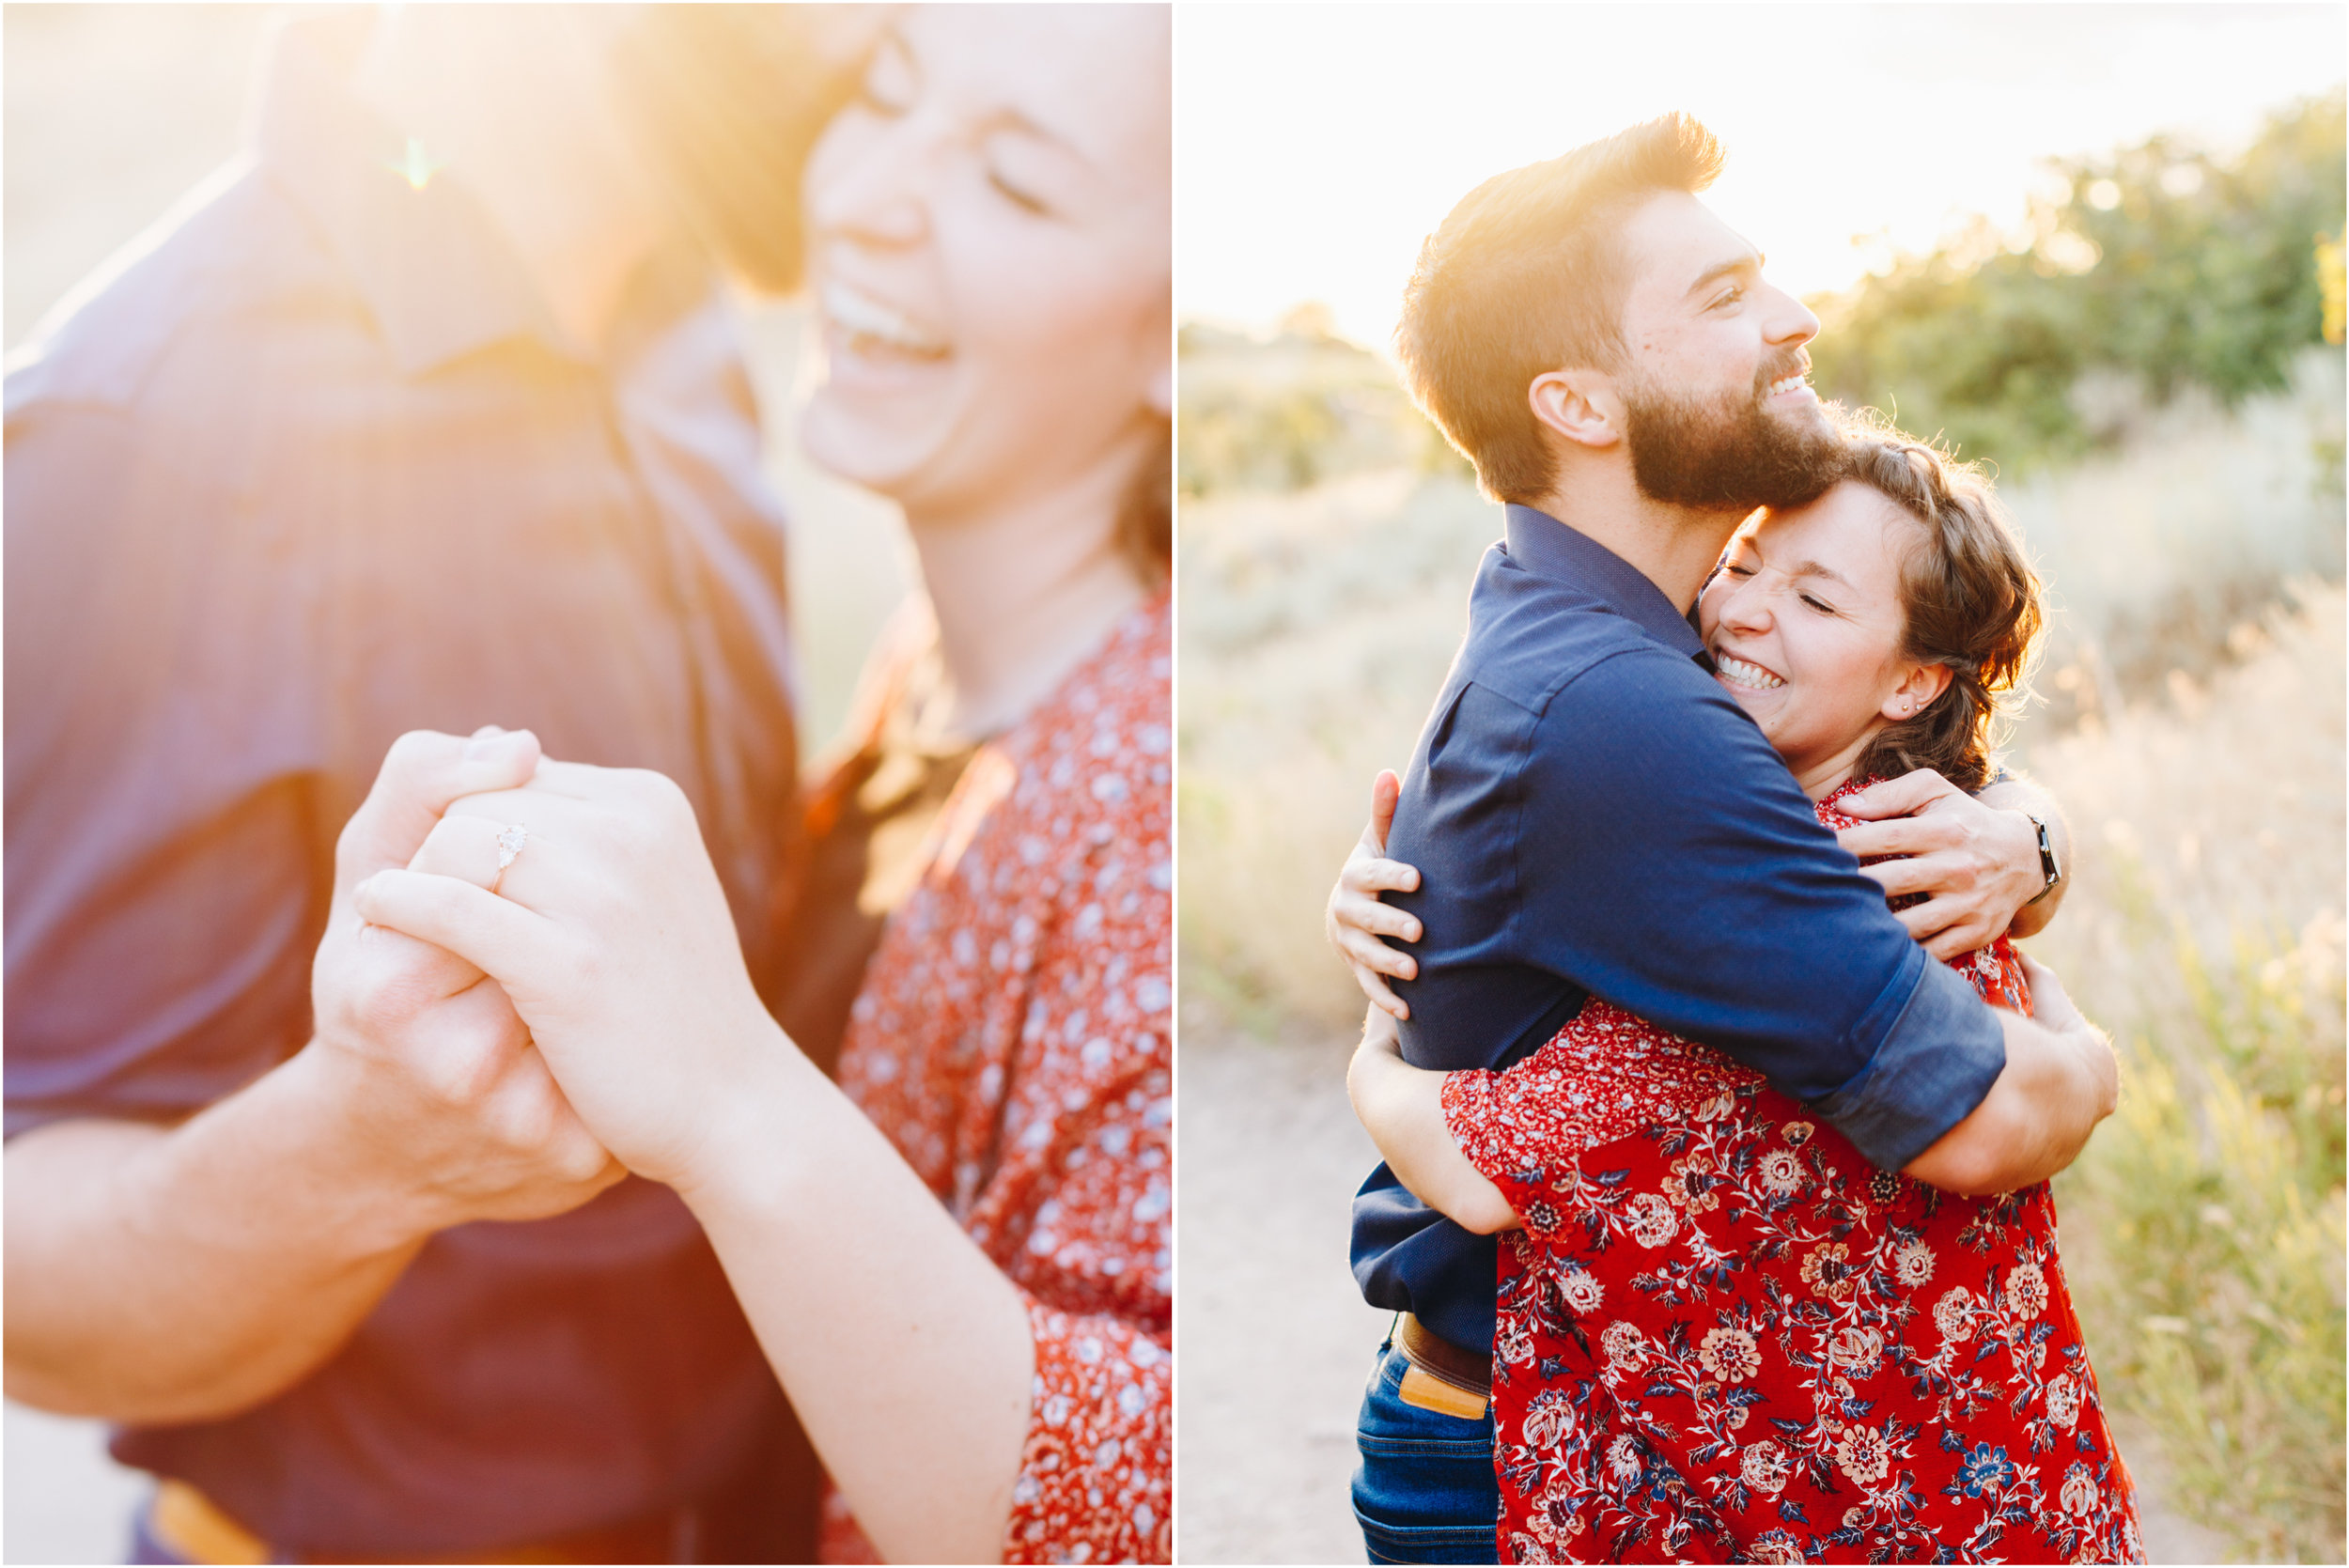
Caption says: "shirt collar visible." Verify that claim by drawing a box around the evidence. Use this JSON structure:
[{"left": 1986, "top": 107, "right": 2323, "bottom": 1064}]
[
  {"left": 249, "top": 13, "right": 581, "bottom": 377},
  {"left": 1501, "top": 503, "right": 1710, "bottom": 662}
]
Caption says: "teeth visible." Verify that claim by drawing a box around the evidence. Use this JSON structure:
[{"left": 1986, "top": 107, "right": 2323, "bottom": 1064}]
[
  {"left": 1716, "top": 654, "right": 1785, "bottom": 691},
  {"left": 822, "top": 280, "right": 949, "bottom": 357},
  {"left": 1768, "top": 373, "right": 1809, "bottom": 397}
]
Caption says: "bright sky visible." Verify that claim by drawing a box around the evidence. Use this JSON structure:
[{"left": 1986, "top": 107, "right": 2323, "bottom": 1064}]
[{"left": 1177, "top": 3, "right": 2347, "bottom": 349}]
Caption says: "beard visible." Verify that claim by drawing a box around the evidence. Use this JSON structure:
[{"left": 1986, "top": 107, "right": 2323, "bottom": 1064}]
[{"left": 1622, "top": 362, "right": 1845, "bottom": 512}]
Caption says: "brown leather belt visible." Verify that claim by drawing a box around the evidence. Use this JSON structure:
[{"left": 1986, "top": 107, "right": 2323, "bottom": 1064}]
[
  {"left": 151, "top": 1479, "right": 696, "bottom": 1565},
  {"left": 1393, "top": 1312, "right": 1493, "bottom": 1421}
]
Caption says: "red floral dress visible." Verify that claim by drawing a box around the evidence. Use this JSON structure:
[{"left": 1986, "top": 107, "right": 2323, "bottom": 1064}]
[
  {"left": 828, "top": 598, "right": 1173, "bottom": 1564},
  {"left": 1441, "top": 783, "right": 2141, "bottom": 1565}
]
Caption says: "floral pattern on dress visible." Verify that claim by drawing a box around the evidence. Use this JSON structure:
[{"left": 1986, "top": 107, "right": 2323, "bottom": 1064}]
[
  {"left": 832, "top": 598, "right": 1173, "bottom": 1564},
  {"left": 1443, "top": 782, "right": 2141, "bottom": 1565}
]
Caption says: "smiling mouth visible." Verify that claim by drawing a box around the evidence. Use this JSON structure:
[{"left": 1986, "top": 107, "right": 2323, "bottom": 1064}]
[
  {"left": 1761, "top": 349, "right": 1815, "bottom": 401},
  {"left": 1715, "top": 652, "right": 1786, "bottom": 691},
  {"left": 821, "top": 279, "right": 951, "bottom": 361}
]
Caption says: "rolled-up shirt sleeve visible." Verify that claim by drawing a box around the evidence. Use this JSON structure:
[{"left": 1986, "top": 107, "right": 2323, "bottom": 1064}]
[{"left": 1512, "top": 648, "right": 2008, "bottom": 1170}]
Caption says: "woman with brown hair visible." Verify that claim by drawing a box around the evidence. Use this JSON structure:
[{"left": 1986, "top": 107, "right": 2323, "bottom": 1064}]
[
  {"left": 1346, "top": 427, "right": 2144, "bottom": 1563},
  {"left": 331, "top": 7, "right": 1170, "bottom": 1563}
]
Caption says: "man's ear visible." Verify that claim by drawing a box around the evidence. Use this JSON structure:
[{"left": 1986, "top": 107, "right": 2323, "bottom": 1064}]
[{"left": 1529, "top": 368, "right": 1622, "bottom": 451}]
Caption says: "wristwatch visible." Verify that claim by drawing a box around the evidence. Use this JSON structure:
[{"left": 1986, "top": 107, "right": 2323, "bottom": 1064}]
[{"left": 2022, "top": 814, "right": 2061, "bottom": 905}]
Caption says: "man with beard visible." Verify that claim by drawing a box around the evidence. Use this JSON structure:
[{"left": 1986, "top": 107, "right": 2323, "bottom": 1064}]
[{"left": 1334, "top": 116, "right": 2089, "bottom": 1562}]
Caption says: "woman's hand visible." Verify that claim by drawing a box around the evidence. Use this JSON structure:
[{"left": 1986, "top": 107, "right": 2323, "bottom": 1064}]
[
  {"left": 1836, "top": 769, "right": 2055, "bottom": 958},
  {"left": 1902, "top": 956, "right": 2117, "bottom": 1196},
  {"left": 1325, "top": 769, "right": 1425, "bottom": 1018},
  {"left": 351, "top": 759, "right": 787, "bottom": 1193},
  {"left": 2015, "top": 952, "right": 2089, "bottom": 1035},
  {"left": 358, "top": 753, "right": 1045, "bottom": 1564}
]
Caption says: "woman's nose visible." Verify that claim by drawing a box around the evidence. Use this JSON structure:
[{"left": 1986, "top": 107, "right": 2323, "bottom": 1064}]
[
  {"left": 809, "top": 124, "right": 931, "bottom": 250},
  {"left": 1717, "top": 577, "right": 1772, "bottom": 634}
]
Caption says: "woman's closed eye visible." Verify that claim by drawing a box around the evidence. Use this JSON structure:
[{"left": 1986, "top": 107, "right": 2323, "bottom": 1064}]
[
  {"left": 987, "top": 166, "right": 1052, "bottom": 216},
  {"left": 979, "top": 130, "right": 1079, "bottom": 220}
]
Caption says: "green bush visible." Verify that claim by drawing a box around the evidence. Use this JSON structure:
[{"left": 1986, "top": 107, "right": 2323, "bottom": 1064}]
[{"left": 1811, "top": 91, "right": 2347, "bottom": 474}]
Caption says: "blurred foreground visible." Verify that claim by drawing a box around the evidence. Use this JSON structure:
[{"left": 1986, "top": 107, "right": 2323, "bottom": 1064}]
[{"left": 4, "top": 8, "right": 910, "bottom": 1562}]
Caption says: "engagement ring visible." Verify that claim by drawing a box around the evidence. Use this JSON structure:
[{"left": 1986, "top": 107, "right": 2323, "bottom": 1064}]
[{"left": 492, "top": 823, "right": 529, "bottom": 890}]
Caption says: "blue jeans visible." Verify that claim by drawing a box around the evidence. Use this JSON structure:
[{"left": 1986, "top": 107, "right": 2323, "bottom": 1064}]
[{"left": 1351, "top": 1331, "right": 1500, "bottom": 1564}]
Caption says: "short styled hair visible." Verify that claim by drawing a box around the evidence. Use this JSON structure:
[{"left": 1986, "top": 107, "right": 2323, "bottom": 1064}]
[
  {"left": 613, "top": 7, "right": 861, "bottom": 294},
  {"left": 1395, "top": 114, "right": 1725, "bottom": 505},
  {"left": 1839, "top": 419, "right": 2044, "bottom": 793}
]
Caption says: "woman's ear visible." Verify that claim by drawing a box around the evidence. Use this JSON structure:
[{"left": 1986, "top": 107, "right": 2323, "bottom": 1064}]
[
  {"left": 1883, "top": 661, "right": 1954, "bottom": 722},
  {"left": 1528, "top": 368, "right": 1622, "bottom": 451}
]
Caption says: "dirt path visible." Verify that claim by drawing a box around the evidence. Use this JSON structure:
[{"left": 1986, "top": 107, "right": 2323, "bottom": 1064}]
[
  {"left": 1173, "top": 1028, "right": 2226, "bottom": 1566},
  {"left": 1177, "top": 1028, "right": 1392, "bottom": 1563},
  {"left": 5, "top": 1402, "right": 146, "bottom": 1564}
]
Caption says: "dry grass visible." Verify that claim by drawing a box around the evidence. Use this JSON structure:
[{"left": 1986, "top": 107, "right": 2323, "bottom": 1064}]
[
  {"left": 1178, "top": 467, "right": 1500, "bottom": 1030},
  {"left": 2019, "top": 583, "right": 2345, "bottom": 1563}
]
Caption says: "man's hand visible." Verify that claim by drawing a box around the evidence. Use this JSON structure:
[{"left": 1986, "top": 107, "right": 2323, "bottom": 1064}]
[
  {"left": 305, "top": 728, "right": 622, "bottom": 1244},
  {"left": 4, "top": 727, "right": 620, "bottom": 1424},
  {"left": 1836, "top": 769, "right": 2053, "bottom": 958},
  {"left": 1325, "top": 769, "right": 1425, "bottom": 1019}
]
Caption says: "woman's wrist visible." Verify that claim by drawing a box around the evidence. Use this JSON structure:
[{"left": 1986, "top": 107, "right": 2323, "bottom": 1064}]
[{"left": 664, "top": 1019, "right": 836, "bottom": 1217}]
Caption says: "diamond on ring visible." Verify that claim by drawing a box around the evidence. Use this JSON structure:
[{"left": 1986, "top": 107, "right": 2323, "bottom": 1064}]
[{"left": 495, "top": 823, "right": 529, "bottom": 872}]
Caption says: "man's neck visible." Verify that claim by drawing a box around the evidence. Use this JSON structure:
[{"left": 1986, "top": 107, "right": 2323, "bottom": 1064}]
[
  {"left": 1528, "top": 463, "right": 1749, "bottom": 614},
  {"left": 355, "top": 10, "right": 670, "bottom": 353},
  {"left": 902, "top": 436, "right": 1155, "bottom": 741}
]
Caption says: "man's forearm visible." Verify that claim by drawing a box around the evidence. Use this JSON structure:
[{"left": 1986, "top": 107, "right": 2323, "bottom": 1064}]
[
  {"left": 4, "top": 1048, "right": 430, "bottom": 1423},
  {"left": 1978, "top": 775, "right": 2071, "bottom": 939},
  {"left": 1900, "top": 1010, "right": 2116, "bottom": 1196}
]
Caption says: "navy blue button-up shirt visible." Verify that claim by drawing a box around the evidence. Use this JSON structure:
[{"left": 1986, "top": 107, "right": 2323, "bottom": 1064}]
[
  {"left": 1351, "top": 505, "right": 2009, "bottom": 1354},
  {"left": 6, "top": 15, "right": 804, "bottom": 1557}
]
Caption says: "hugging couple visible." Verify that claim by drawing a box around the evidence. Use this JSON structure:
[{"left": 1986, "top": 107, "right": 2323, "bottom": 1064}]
[
  {"left": 8, "top": 7, "right": 1168, "bottom": 1564},
  {"left": 1324, "top": 116, "right": 2143, "bottom": 1564}
]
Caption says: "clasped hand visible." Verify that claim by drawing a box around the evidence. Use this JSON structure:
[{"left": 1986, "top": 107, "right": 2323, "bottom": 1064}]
[
  {"left": 308, "top": 728, "right": 621, "bottom": 1241},
  {"left": 345, "top": 736, "right": 786, "bottom": 1196}
]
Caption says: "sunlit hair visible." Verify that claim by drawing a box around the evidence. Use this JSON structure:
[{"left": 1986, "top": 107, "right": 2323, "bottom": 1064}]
[
  {"left": 1836, "top": 417, "right": 2044, "bottom": 793},
  {"left": 617, "top": 9, "right": 1170, "bottom": 591},
  {"left": 611, "top": 7, "right": 862, "bottom": 293},
  {"left": 1117, "top": 416, "right": 1173, "bottom": 588},
  {"left": 1396, "top": 113, "right": 1725, "bottom": 505}
]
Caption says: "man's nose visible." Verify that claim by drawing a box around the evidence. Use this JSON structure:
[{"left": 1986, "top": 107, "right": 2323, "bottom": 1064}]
[{"left": 1759, "top": 280, "right": 1820, "bottom": 349}]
